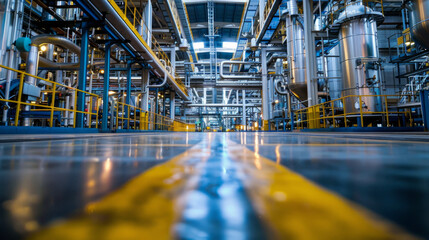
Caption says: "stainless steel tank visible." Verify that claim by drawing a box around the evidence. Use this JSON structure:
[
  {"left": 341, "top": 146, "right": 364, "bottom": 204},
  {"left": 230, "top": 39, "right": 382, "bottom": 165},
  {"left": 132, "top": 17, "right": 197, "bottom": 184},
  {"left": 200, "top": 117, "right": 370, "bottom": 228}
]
[
  {"left": 326, "top": 45, "right": 342, "bottom": 107},
  {"left": 335, "top": 3, "right": 384, "bottom": 114},
  {"left": 406, "top": 0, "right": 429, "bottom": 49},
  {"left": 286, "top": 12, "right": 307, "bottom": 102}
]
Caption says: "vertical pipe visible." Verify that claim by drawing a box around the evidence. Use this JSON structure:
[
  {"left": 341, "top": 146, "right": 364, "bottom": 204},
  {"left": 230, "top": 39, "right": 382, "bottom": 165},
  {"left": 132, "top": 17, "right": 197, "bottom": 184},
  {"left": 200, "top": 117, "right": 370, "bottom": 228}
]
[
  {"left": 76, "top": 23, "right": 89, "bottom": 128},
  {"left": 170, "top": 92, "right": 175, "bottom": 120},
  {"left": 125, "top": 61, "right": 132, "bottom": 128},
  {"left": 102, "top": 43, "right": 111, "bottom": 132},
  {"left": 261, "top": 47, "right": 269, "bottom": 130},
  {"left": 242, "top": 89, "right": 246, "bottom": 128},
  {"left": 303, "top": 0, "right": 318, "bottom": 106}
]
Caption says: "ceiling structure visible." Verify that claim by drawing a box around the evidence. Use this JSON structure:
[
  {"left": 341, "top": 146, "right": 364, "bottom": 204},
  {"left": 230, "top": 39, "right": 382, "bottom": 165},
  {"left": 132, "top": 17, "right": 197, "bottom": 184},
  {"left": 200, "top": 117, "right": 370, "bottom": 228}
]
[{"left": 184, "top": 0, "right": 246, "bottom": 61}]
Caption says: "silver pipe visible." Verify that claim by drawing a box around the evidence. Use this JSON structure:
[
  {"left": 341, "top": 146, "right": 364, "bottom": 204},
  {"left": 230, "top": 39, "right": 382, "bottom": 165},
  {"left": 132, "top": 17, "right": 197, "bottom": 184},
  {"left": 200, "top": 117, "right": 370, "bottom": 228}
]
[
  {"left": 85, "top": 0, "right": 190, "bottom": 101},
  {"left": 219, "top": 61, "right": 261, "bottom": 79},
  {"left": 147, "top": 59, "right": 170, "bottom": 88}
]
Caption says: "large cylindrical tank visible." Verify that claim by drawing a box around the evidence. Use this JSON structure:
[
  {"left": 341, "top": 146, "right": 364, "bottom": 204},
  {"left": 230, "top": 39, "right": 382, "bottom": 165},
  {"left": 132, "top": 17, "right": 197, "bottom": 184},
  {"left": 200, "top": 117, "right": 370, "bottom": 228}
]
[
  {"left": 406, "top": 0, "right": 429, "bottom": 49},
  {"left": 336, "top": 4, "right": 384, "bottom": 114},
  {"left": 327, "top": 45, "right": 342, "bottom": 106},
  {"left": 286, "top": 15, "right": 307, "bottom": 102}
]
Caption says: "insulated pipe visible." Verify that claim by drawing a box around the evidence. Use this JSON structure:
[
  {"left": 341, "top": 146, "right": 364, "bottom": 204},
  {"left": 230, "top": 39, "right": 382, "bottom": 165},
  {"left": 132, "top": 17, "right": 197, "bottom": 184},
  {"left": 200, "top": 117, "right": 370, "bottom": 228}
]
[{"left": 219, "top": 61, "right": 261, "bottom": 79}]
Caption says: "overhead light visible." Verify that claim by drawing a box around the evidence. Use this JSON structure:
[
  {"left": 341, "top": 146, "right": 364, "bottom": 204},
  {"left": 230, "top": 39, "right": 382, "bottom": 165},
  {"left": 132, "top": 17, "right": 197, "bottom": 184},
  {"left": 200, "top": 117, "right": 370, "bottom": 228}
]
[
  {"left": 100, "top": 69, "right": 105, "bottom": 74},
  {"left": 108, "top": 91, "right": 116, "bottom": 95},
  {"left": 274, "top": 100, "right": 279, "bottom": 104},
  {"left": 40, "top": 45, "right": 47, "bottom": 52}
]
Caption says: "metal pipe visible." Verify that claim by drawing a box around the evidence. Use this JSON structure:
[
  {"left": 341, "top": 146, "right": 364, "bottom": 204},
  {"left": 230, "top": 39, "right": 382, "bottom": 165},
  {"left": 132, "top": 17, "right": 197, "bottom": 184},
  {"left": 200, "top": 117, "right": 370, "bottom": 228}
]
[
  {"left": 219, "top": 61, "right": 261, "bottom": 79},
  {"left": 82, "top": 0, "right": 190, "bottom": 101},
  {"left": 147, "top": 59, "right": 170, "bottom": 88}
]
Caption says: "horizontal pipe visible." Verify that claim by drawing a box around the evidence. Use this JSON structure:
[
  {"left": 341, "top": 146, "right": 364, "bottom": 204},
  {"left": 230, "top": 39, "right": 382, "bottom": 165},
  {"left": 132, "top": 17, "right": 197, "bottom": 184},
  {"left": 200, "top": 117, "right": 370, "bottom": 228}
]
[{"left": 220, "top": 61, "right": 261, "bottom": 79}]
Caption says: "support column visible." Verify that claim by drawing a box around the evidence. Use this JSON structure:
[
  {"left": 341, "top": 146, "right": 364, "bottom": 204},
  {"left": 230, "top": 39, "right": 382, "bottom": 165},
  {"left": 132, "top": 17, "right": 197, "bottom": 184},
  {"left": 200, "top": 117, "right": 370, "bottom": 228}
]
[
  {"left": 141, "top": 69, "right": 149, "bottom": 111},
  {"left": 170, "top": 45, "right": 176, "bottom": 75},
  {"left": 303, "top": 0, "right": 318, "bottom": 106},
  {"left": 261, "top": 47, "right": 269, "bottom": 130},
  {"left": 125, "top": 61, "right": 132, "bottom": 128},
  {"left": 76, "top": 23, "right": 89, "bottom": 128},
  {"left": 170, "top": 92, "right": 176, "bottom": 120},
  {"left": 242, "top": 90, "right": 246, "bottom": 129},
  {"left": 102, "top": 43, "right": 111, "bottom": 132}
]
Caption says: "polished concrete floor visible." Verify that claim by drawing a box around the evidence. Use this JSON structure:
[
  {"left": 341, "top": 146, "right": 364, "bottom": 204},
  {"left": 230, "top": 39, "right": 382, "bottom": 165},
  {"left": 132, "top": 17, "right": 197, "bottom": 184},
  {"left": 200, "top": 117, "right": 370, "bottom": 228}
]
[{"left": 0, "top": 132, "right": 428, "bottom": 239}]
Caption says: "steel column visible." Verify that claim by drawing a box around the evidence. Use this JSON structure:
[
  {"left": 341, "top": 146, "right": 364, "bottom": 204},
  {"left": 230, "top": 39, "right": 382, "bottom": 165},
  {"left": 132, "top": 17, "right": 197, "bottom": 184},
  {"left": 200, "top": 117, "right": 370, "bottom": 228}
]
[
  {"left": 102, "top": 43, "right": 111, "bottom": 132},
  {"left": 421, "top": 90, "right": 429, "bottom": 131},
  {"left": 261, "top": 47, "right": 270, "bottom": 130},
  {"left": 170, "top": 92, "right": 176, "bottom": 120},
  {"left": 76, "top": 23, "right": 89, "bottom": 128}
]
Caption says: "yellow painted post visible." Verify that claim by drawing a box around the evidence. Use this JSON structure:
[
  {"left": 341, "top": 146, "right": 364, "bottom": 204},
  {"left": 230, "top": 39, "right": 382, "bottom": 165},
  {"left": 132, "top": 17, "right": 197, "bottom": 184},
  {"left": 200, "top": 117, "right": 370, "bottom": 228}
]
[
  {"left": 88, "top": 96, "right": 93, "bottom": 129},
  {"left": 331, "top": 101, "right": 335, "bottom": 127},
  {"left": 73, "top": 90, "right": 77, "bottom": 128},
  {"left": 49, "top": 83, "right": 56, "bottom": 127},
  {"left": 124, "top": 0, "right": 127, "bottom": 15},
  {"left": 121, "top": 103, "right": 125, "bottom": 129},
  {"left": 95, "top": 97, "right": 99, "bottom": 129},
  {"left": 14, "top": 74, "right": 25, "bottom": 126},
  {"left": 133, "top": 7, "right": 136, "bottom": 27},
  {"left": 343, "top": 98, "right": 347, "bottom": 127},
  {"left": 359, "top": 96, "right": 364, "bottom": 127},
  {"left": 127, "top": 104, "right": 130, "bottom": 129},
  {"left": 322, "top": 104, "right": 326, "bottom": 128},
  {"left": 384, "top": 95, "right": 390, "bottom": 127},
  {"left": 134, "top": 108, "right": 137, "bottom": 129},
  {"left": 115, "top": 104, "right": 118, "bottom": 129}
]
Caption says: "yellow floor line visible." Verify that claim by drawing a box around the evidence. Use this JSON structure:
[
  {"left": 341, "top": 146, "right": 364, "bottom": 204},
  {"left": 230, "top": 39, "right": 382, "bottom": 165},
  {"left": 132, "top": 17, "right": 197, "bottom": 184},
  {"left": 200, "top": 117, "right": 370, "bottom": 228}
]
[
  {"left": 243, "top": 143, "right": 388, "bottom": 147},
  {"left": 227, "top": 139, "right": 419, "bottom": 240},
  {"left": 28, "top": 144, "right": 210, "bottom": 240}
]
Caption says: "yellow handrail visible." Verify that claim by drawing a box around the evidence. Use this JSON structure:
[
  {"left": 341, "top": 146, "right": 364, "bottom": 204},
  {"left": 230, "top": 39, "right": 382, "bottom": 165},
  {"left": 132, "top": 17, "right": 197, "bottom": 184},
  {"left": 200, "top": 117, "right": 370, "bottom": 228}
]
[{"left": 292, "top": 94, "right": 420, "bottom": 129}]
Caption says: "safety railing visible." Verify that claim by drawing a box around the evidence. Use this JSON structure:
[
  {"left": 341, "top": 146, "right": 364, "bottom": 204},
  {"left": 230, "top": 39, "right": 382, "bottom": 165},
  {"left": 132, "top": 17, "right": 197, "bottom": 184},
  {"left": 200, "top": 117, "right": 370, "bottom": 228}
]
[
  {"left": 0, "top": 65, "right": 100, "bottom": 128},
  {"left": 255, "top": 0, "right": 276, "bottom": 39},
  {"left": 0, "top": 64, "right": 195, "bottom": 132},
  {"left": 293, "top": 94, "right": 421, "bottom": 129},
  {"left": 113, "top": 100, "right": 195, "bottom": 132},
  {"left": 387, "top": 29, "right": 416, "bottom": 62}
]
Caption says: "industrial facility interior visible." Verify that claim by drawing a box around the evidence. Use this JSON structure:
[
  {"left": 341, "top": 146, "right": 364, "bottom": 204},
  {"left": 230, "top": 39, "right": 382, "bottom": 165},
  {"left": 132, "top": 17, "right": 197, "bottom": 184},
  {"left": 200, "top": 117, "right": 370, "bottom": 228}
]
[{"left": 0, "top": 0, "right": 429, "bottom": 239}]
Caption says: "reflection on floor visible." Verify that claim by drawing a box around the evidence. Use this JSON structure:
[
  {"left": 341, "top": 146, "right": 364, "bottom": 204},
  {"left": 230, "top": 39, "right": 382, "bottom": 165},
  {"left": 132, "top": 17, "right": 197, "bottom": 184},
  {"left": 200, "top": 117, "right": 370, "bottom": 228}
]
[{"left": 0, "top": 132, "right": 428, "bottom": 239}]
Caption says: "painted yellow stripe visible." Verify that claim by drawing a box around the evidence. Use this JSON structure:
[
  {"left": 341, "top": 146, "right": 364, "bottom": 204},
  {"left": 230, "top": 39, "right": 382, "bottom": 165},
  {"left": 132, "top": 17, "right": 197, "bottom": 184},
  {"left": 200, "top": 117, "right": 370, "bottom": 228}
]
[
  {"left": 243, "top": 143, "right": 388, "bottom": 147},
  {"left": 57, "top": 144, "right": 194, "bottom": 147},
  {"left": 227, "top": 139, "right": 418, "bottom": 240},
  {"left": 29, "top": 145, "right": 209, "bottom": 240}
]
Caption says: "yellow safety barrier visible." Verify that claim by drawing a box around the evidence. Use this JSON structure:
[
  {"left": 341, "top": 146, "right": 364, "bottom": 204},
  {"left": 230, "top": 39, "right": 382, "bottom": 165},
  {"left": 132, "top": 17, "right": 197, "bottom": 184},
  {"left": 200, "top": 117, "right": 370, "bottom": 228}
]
[
  {"left": 113, "top": 100, "right": 195, "bottom": 132},
  {"left": 293, "top": 94, "right": 420, "bottom": 130},
  {"left": 0, "top": 65, "right": 195, "bottom": 132},
  {"left": 0, "top": 65, "right": 100, "bottom": 128}
]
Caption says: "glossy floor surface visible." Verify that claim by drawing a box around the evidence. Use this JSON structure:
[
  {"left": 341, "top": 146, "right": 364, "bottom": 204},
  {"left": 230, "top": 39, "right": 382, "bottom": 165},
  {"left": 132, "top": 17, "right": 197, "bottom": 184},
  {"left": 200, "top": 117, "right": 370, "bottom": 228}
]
[{"left": 0, "top": 132, "right": 428, "bottom": 239}]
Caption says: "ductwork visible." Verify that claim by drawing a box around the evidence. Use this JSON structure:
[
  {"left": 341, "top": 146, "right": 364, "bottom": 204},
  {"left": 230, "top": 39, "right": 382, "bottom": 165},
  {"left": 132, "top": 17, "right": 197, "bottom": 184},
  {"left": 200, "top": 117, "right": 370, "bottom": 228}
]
[{"left": 405, "top": 0, "right": 429, "bottom": 49}]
